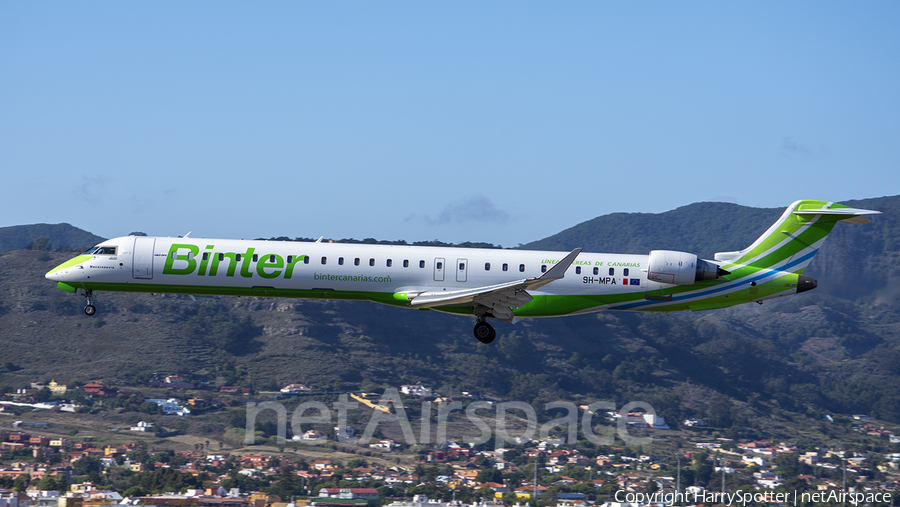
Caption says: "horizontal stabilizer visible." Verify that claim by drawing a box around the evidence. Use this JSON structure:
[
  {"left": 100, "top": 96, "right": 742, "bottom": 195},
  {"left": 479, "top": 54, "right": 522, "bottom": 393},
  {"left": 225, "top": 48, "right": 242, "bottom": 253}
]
[{"left": 792, "top": 206, "right": 881, "bottom": 224}]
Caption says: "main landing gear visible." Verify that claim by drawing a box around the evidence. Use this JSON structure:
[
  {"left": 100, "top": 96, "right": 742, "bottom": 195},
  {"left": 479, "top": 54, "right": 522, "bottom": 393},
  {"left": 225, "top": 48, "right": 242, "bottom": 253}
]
[
  {"left": 82, "top": 289, "right": 96, "bottom": 316},
  {"left": 473, "top": 313, "right": 497, "bottom": 344},
  {"left": 472, "top": 305, "right": 497, "bottom": 344}
]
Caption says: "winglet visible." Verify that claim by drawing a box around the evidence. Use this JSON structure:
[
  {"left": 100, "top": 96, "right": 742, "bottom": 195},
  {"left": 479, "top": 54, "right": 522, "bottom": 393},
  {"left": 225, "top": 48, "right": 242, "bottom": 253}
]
[{"left": 526, "top": 248, "right": 582, "bottom": 290}]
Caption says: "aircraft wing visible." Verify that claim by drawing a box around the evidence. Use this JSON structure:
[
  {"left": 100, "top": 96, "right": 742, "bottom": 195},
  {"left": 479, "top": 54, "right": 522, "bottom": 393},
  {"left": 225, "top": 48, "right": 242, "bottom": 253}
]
[{"left": 408, "top": 248, "right": 582, "bottom": 321}]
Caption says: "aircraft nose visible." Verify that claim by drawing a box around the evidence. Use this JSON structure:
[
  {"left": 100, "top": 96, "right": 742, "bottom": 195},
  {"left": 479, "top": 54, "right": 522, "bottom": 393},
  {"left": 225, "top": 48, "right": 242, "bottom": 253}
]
[{"left": 45, "top": 270, "right": 58, "bottom": 281}]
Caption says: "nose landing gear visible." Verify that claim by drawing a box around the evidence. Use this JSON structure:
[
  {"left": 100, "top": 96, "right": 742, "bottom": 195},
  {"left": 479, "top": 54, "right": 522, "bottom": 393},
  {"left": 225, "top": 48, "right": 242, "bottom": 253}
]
[{"left": 82, "top": 290, "right": 96, "bottom": 316}]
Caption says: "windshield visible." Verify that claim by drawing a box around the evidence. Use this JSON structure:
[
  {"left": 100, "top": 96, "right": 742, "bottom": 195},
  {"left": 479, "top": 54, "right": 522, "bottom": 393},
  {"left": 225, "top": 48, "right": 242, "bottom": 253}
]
[{"left": 82, "top": 246, "right": 117, "bottom": 255}]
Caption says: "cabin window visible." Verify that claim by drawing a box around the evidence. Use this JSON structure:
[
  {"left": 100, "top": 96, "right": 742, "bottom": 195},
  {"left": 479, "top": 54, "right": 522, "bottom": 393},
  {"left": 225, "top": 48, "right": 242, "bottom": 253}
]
[
  {"left": 609, "top": 268, "right": 614, "bottom": 276},
  {"left": 387, "top": 259, "right": 393, "bottom": 267},
  {"left": 403, "top": 260, "right": 409, "bottom": 268},
  {"left": 252, "top": 254, "right": 258, "bottom": 262},
  {"left": 541, "top": 265, "right": 547, "bottom": 273},
  {"left": 369, "top": 258, "right": 375, "bottom": 267},
  {"left": 236, "top": 254, "right": 241, "bottom": 262},
  {"left": 287, "top": 255, "right": 293, "bottom": 264},
  {"left": 321, "top": 256, "right": 327, "bottom": 265},
  {"left": 339, "top": 257, "right": 344, "bottom": 265},
  {"left": 593, "top": 267, "right": 599, "bottom": 275},
  {"left": 187, "top": 252, "right": 194, "bottom": 261},
  {"left": 202, "top": 252, "right": 209, "bottom": 261},
  {"left": 502, "top": 263, "right": 508, "bottom": 272},
  {"left": 436, "top": 261, "right": 443, "bottom": 270},
  {"left": 171, "top": 251, "right": 177, "bottom": 260},
  {"left": 218, "top": 253, "right": 225, "bottom": 262},
  {"left": 303, "top": 256, "right": 310, "bottom": 264},
  {"left": 419, "top": 260, "right": 425, "bottom": 268},
  {"left": 485, "top": 262, "right": 491, "bottom": 271},
  {"left": 519, "top": 264, "right": 525, "bottom": 272},
  {"left": 624, "top": 268, "right": 629, "bottom": 276},
  {"left": 354, "top": 258, "right": 360, "bottom": 266},
  {"left": 576, "top": 266, "right": 581, "bottom": 275},
  {"left": 459, "top": 262, "right": 465, "bottom": 271}
]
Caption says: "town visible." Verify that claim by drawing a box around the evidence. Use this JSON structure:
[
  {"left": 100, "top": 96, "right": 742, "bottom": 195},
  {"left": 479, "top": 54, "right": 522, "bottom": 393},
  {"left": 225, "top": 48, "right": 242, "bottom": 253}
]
[{"left": 1, "top": 378, "right": 898, "bottom": 507}]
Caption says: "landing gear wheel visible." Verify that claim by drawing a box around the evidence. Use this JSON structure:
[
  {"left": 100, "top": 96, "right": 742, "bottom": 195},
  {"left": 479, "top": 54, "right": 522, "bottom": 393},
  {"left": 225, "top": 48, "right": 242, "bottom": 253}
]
[
  {"left": 82, "top": 289, "right": 97, "bottom": 316},
  {"left": 473, "top": 322, "right": 496, "bottom": 344}
]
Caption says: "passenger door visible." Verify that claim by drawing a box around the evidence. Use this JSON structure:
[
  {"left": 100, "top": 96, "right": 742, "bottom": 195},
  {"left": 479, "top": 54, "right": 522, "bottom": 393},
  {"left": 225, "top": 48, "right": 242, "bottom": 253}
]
[{"left": 133, "top": 237, "right": 155, "bottom": 279}]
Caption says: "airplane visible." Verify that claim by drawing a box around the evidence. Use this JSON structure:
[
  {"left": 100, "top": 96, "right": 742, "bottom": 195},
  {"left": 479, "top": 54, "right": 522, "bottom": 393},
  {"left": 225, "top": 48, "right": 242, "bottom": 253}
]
[{"left": 46, "top": 200, "right": 879, "bottom": 343}]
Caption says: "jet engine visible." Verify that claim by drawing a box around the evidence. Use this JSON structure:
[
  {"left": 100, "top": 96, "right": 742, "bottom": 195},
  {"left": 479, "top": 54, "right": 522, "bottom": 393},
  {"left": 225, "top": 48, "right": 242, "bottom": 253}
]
[{"left": 647, "top": 250, "right": 726, "bottom": 285}]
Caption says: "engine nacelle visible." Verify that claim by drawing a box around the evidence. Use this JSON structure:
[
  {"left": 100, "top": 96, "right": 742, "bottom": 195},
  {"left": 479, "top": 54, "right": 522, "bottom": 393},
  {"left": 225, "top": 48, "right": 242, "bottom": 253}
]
[{"left": 647, "top": 250, "right": 722, "bottom": 285}]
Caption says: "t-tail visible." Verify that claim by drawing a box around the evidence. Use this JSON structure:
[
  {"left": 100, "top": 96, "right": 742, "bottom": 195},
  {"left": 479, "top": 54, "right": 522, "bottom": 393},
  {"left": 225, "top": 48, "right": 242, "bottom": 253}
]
[{"left": 713, "top": 200, "right": 881, "bottom": 291}]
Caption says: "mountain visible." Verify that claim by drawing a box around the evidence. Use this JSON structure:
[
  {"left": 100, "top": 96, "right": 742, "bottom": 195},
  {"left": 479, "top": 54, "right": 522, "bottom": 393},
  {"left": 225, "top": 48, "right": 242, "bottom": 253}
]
[
  {"left": 523, "top": 196, "right": 900, "bottom": 301},
  {"left": 1, "top": 196, "right": 899, "bottom": 439},
  {"left": 0, "top": 223, "right": 105, "bottom": 253}
]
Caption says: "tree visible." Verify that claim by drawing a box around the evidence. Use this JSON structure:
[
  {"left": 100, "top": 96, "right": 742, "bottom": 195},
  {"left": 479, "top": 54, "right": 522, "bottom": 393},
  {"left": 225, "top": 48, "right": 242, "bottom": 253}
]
[
  {"left": 73, "top": 456, "right": 104, "bottom": 481},
  {"left": 13, "top": 474, "right": 30, "bottom": 492},
  {"left": 25, "top": 236, "right": 52, "bottom": 251}
]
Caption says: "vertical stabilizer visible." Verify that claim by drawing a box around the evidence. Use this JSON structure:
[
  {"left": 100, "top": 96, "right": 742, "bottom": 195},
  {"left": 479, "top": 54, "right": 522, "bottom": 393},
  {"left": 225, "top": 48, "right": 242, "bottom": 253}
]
[{"left": 713, "top": 200, "right": 880, "bottom": 274}]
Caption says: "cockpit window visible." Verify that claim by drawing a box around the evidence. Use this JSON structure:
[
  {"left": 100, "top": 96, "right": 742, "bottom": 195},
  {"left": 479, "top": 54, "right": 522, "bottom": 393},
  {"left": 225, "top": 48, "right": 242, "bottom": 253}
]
[{"left": 83, "top": 246, "right": 116, "bottom": 255}]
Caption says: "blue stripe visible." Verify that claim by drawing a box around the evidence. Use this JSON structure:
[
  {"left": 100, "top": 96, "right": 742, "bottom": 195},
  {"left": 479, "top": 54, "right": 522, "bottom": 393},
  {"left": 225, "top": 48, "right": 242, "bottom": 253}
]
[{"left": 610, "top": 249, "right": 819, "bottom": 311}]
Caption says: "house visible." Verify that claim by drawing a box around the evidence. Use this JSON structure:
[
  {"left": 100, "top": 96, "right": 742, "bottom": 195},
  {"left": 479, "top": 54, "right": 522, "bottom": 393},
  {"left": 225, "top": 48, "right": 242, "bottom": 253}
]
[
  {"left": 334, "top": 425, "right": 355, "bottom": 439},
  {"left": 514, "top": 485, "right": 548, "bottom": 498},
  {"left": 281, "top": 383, "right": 312, "bottom": 395},
  {"left": 298, "top": 430, "right": 328, "bottom": 441},
  {"left": 318, "top": 488, "right": 379, "bottom": 500},
  {"left": 48, "top": 439, "right": 70, "bottom": 449},
  {"left": 83, "top": 381, "right": 111, "bottom": 395},
  {"left": 188, "top": 398, "right": 207, "bottom": 407},
  {"left": 369, "top": 439, "right": 399, "bottom": 450},
  {"left": 145, "top": 398, "right": 191, "bottom": 416},
  {"left": 400, "top": 385, "right": 432, "bottom": 397},
  {"left": 800, "top": 452, "right": 819, "bottom": 465},
  {"left": 219, "top": 386, "right": 251, "bottom": 395},
  {"left": 130, "top": 421, "right": 155, "bottom": 432},
  {"left": 47, "top": 381, "right": 68, "bottom": 395},
  {"left": 28, "top": 437, "right": 51, "bottom": 447}
]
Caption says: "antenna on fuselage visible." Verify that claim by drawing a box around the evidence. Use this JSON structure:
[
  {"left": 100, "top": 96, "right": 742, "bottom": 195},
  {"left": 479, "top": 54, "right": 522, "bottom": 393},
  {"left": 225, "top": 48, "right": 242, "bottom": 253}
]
[
  {"left": 315, "top": 236, "right": 324, "bottom": 243},
  {"left": 183, "top": 231, "right": 192, "bottom": 238}
]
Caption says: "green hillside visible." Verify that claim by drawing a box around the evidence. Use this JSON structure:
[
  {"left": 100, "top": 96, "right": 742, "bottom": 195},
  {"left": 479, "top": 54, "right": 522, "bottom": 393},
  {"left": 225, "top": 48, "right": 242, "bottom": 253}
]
[{"left": 1, "top": 196, "right": 899, "bottom": 440}]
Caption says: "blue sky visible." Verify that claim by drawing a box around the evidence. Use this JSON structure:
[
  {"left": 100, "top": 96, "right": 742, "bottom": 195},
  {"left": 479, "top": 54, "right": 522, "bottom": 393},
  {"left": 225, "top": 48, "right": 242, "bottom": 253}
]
[{"left": 2, "top": 2, "right": 898, "bottom": 247}]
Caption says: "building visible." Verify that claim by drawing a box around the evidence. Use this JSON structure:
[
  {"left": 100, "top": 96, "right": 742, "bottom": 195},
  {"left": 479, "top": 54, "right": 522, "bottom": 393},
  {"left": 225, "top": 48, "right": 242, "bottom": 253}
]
[
  {"left": 400, "top": 385, "right": 432, "bottom": 397},
  {"left": 47, "top": 381, "right": 68, "bottom": 395},
  {"left": 318, "top": 488, "right": 380, "bottom": 500},
  {"left": 335, "top": 425, "right": 355, "bottom": 440},
  {"left": 130, "top": 421, "right": 155, "bottom": 432},
  {"left": 281, "top": 383, "right": 312, "bottom": 395},
  {"left": 145, "top": 398, "right": 191, "bottom": 416},
  {"left": 83, "top": 381, "right": 111, "bottom": 395},
  {"left": 297, "top": 430, "right": 328, "bottom": 441}
]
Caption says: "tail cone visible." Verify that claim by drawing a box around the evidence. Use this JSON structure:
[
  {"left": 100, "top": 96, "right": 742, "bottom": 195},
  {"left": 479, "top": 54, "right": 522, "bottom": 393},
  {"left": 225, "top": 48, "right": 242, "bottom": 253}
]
[{"left": 797, "top": 275, "right": 817, "bottom": 294}]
